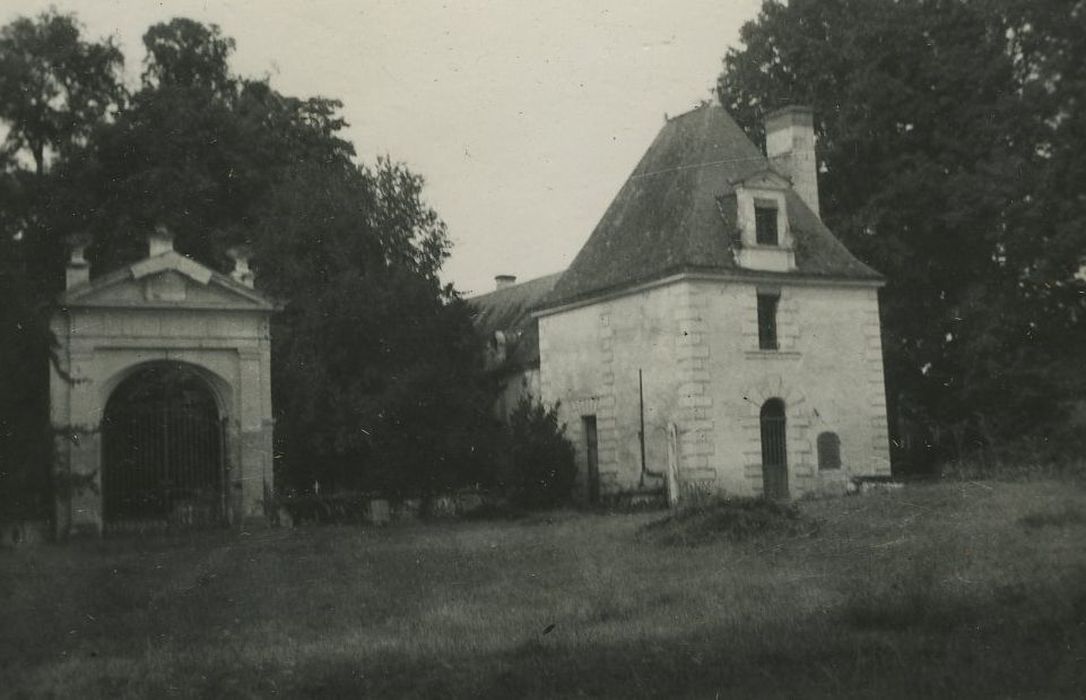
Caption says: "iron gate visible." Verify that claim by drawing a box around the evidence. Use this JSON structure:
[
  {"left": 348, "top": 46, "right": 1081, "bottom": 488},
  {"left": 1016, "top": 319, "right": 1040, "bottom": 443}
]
[
  {"left": 102, "top": 363, "right": 226, "bottom": 532},
  {"left": 760, "top": 398, "right": 789, "bottom": 499}
]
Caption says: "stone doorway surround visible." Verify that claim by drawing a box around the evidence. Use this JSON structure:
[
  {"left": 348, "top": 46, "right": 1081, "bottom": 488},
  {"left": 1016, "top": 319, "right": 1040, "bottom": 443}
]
[{"left": 50, "top": 228, "right": 276, "bottom": 537}]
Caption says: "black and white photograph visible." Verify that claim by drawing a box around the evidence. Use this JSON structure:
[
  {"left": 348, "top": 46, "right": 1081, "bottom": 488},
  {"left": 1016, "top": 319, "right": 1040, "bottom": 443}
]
[{"left": 1, "top": 0, "right": 1084, "bottom": 696}]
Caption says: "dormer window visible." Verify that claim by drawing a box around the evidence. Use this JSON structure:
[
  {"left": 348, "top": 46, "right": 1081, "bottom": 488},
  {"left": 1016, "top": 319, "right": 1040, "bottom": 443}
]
[
  {"left": 733, "top": 171, "right": 796, "bottom": 273},
  {"left": 754, "top": 200, "right": 779, "bottom": 246}
]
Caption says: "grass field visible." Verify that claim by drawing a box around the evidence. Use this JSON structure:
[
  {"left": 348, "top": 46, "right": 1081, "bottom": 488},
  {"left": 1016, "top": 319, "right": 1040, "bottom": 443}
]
[{"left": 2, "top": 480, "right": 1085, "bottom": 698}]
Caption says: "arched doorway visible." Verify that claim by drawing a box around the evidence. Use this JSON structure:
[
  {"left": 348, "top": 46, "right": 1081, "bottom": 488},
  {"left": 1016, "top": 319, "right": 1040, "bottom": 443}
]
[
  {"left": 101, "top": 362, "right": 226, "bottom": 531},
  {"left": 760, "top": 398, "right": 789, "bottom": 499}
]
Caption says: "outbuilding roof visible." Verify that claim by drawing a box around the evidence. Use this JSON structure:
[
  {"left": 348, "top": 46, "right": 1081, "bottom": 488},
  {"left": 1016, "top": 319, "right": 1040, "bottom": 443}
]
[
  {"left": 540, "top": 103, "right": 881, "bottom": 310},
  {"left": 469, "top": 272, "right": 563, "bottom": 371}
]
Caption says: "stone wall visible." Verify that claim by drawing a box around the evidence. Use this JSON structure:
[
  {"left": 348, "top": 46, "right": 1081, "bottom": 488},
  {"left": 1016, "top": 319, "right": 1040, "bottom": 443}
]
[
  {"left": 540, "top": 282, "right": 682, "bottom": 499},
  {"left": 539, "top": 275, "right": 890, "bottom": 501},
  {"left": 698, "top": 279, "right": 890, "bottom": 497}
]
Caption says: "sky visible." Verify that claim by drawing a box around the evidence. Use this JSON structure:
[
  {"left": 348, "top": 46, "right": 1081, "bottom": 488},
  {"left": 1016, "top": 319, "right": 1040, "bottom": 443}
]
[{"left": 2, "top": 0, "right": 764, "bottom": 295}]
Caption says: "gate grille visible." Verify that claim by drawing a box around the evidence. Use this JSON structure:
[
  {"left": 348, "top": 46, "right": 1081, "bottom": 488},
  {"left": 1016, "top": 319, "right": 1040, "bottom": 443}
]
[{"left": 102, "top": 364, "right": 226, "bottom": 532}]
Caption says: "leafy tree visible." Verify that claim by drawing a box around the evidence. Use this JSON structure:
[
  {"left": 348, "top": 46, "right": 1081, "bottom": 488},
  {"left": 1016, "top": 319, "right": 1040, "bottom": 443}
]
[
  {"left": 141, "top": 18, "right": 236, "bottom": 96},
  {"left": 0, "top": 9, "right": 124, "bottom": 175},
  {"left": 717, "top": 0, "right": 1085, "bottom": 468},
  {"left": 0, "top": 12, "right": 124, "bottom": 520},
  {"left": 0, "top": 226, "right": 53, "bottom": 520},
  {"left": 255, "top": 161, "right": 500, "bottom": 495}
]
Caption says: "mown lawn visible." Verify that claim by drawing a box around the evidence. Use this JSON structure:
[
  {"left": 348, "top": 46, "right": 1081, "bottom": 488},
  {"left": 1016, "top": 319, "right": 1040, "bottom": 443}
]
[{"left": 2, "top": 480, "right": 1085, "bottom": 698}]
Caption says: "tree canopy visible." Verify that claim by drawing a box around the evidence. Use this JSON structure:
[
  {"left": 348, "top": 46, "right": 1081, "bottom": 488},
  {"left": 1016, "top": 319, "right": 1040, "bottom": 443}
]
[
  {"left": 718, "top": 0, "right": 1086, "bottom": 468},
  {"left": 0, "top": 10, "right": 125, "bottom": 175}
]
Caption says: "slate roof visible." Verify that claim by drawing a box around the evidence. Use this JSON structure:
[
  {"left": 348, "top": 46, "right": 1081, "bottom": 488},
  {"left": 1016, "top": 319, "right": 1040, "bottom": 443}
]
[
  {"left": 541, "top": 103, "right": 881, "bottom": 310},
  {"left": 469, "top": 272, "right": 563, "bottom": 371}
]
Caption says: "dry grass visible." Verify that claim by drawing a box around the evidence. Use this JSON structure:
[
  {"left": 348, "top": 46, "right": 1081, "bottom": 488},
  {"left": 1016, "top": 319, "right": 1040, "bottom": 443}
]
[{"left": 2, "top": 480, "right": 1086, "bottom": 698}]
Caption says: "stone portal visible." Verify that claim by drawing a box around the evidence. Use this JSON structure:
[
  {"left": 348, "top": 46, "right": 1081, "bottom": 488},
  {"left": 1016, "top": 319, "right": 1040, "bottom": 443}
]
[{"left": 50, "top": 230, "right": 275, "bottom": 536}]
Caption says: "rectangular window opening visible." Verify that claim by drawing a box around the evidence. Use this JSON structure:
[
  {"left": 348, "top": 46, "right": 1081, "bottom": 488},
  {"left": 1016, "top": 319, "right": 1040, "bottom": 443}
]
[
  {"left": 757, "top": 293, "right": 779, "bottom": 350},
  {"left": 754, "top": 202, "right": 779, "bottom": 246}
]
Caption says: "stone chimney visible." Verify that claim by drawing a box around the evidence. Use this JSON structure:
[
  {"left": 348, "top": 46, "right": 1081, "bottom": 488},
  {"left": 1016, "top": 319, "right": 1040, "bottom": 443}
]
[
  {"left": 65, "top": 234, "right": 91, "bottom": 289},
  {"left": 765, "top": 105, "right": 820, "bottom": 218},
  {"left": 495, "top": 274, "right": 516, "bottom": 290},
  {"left": 148, "top": 224, "right": 174, "bottom": 257},
  {"left": 228, "top": 245, "right": 255, "bottom": 288}
]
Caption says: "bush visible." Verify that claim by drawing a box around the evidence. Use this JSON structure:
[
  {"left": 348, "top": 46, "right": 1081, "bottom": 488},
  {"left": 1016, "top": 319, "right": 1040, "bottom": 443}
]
[
  {"left": 499, "top": 397, "right": 576, "bottom": 509},
  {"left": 640, "top": 497, "right": 817, "bottom": 546}
]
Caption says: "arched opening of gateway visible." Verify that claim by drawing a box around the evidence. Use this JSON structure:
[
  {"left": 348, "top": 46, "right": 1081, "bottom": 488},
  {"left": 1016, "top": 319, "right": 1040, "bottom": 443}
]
[{"left": 101, "top": 362, "right": 226, "bottom": 531}]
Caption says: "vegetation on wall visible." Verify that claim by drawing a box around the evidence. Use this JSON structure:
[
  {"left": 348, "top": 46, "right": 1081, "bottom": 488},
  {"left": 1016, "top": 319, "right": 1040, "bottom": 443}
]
[{"left": 717, "top": 0, "right": 1086, "bottom": 470}]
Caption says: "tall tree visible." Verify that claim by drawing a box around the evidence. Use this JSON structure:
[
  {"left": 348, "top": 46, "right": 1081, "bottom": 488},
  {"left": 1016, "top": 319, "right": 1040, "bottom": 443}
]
[
  {"left": 717, "top": 0, "right": 1085, "bottom": 468},
  {"left": 0, "top": 10, "right": 124, "bottom": 175},
  {"left": 141, "top": 18, "right": 236, "bottom": 96},
  {"left": 0, "top": 12, "right": 125, "bottom": 520}
]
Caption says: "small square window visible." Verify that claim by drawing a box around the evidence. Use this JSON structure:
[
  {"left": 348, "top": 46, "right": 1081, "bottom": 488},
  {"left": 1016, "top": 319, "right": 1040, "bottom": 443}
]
[
  {"left": 755, "top": 203, "right": 779, "bottom": 246},
  {"left": 757, "top": 292, "right": 779, "bottom": 350}
]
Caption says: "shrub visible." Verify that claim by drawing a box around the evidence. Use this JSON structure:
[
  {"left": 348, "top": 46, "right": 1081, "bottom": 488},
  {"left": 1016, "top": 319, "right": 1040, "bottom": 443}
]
[{"left": 499, "top": 397, "right": 576, "bottom": 509}]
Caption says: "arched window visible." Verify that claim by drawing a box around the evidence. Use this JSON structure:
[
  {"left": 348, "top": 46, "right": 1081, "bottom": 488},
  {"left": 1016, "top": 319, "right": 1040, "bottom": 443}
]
[
  {"left": 760, "top": 398, "right": 788, "bottom": 499},
  {"left": 817, "top": 432, "right": 842, "bottom": 471}
]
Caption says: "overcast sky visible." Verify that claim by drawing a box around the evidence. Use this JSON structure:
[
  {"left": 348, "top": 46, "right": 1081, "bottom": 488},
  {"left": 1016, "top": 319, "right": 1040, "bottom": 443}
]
[{"left": 3, "top": 0, "right": 763, "bottom": 295}]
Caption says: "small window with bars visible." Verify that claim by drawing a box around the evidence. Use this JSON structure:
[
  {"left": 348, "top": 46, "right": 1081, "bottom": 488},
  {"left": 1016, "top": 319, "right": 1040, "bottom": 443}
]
[
  {"left": 754, "top": 200, "right": 779, "bottom": 246},
  {"left": 817, "top": 432, "right": 842, "bottom": 470},
  {"left": 757, "top": 292, "right": 779, "bottom": 350}
]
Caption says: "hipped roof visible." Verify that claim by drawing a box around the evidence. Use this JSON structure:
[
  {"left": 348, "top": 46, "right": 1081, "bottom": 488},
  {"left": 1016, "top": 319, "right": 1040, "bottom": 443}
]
[{"left": 541, "top": 103, "right": 881, "bottom": 310}]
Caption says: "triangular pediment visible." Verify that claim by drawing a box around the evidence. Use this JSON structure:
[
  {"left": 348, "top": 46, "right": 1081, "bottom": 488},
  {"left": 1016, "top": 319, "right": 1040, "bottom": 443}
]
[{"left": 62, "top": 252, "right": 274, "bottom": 311}]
